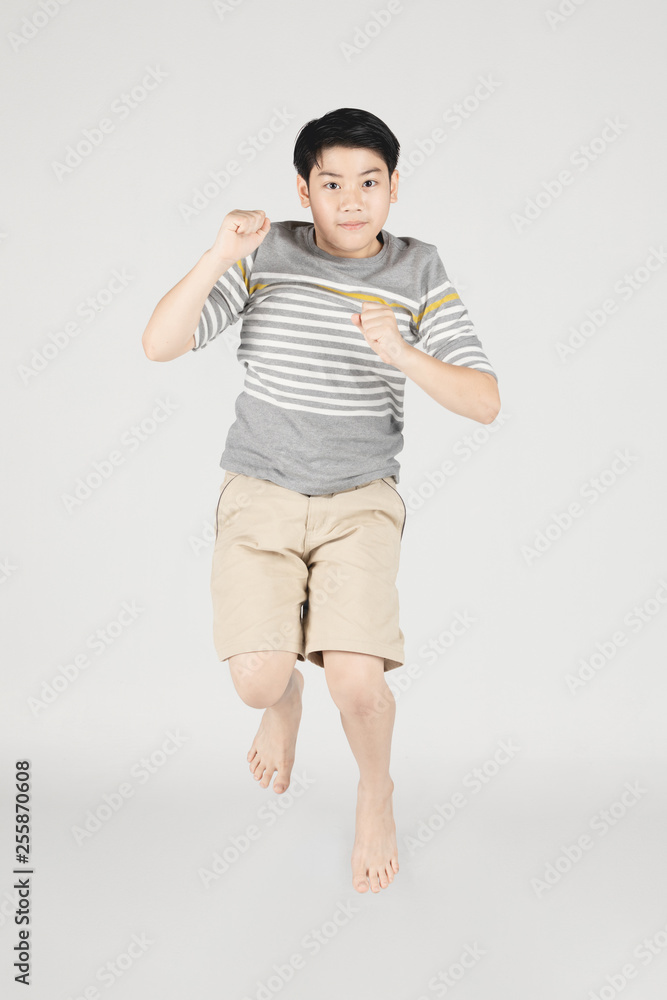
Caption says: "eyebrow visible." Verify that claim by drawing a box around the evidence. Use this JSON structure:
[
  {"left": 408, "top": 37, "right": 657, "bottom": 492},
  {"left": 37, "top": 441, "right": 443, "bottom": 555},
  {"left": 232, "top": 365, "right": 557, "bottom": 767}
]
[{"left": 316, "top": 168, "right": 383, "bottom": 178}]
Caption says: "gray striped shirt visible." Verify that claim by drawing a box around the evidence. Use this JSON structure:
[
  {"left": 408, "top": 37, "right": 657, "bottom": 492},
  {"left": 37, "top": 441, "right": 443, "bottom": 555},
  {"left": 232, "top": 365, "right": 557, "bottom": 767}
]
[{"left": 193, "top": 220, "right": 497, "bottom": 495}]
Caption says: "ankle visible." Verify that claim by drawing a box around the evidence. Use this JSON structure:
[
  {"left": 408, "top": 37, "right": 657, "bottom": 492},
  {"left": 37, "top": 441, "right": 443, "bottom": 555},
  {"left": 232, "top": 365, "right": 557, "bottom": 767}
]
[{"left": 358, "top": 776, "right": 394, "bottom": 797}]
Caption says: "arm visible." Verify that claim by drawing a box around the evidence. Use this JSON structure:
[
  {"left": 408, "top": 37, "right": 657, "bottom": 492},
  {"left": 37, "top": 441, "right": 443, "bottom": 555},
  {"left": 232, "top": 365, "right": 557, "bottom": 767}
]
[
  {"left": 394, "top": 344, "right": 500, "bottom": 424},
  {"left": 351, "top": 304, "right": 501, "bottom": 424},
  {"left": 373, "top": 244, "right": 500, "bottom": 423},
  {"left": 141, "top": 209, "right": 271, "bottom": 362},
  {"left": 141, "top": 249, "right": 236, "bottom": 362}
]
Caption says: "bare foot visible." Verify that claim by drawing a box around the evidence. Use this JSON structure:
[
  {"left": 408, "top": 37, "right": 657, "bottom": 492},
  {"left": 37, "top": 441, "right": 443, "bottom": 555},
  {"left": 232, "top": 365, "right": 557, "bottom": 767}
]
[
  {"left": 351, "top": 778, "right": 399, "bottom": 893},
  {"left": 246, "top": 668, "right": 304, "bottom": 793}
]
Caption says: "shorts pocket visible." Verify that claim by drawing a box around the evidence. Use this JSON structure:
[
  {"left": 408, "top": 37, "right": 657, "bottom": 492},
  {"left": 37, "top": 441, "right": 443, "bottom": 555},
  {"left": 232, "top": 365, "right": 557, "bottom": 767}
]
[
  {"left": 379, "top": 477, "right": 407, "bottom": 540},
  {"left": 214, "top": 473, "right": 242, "bottom": 542}
]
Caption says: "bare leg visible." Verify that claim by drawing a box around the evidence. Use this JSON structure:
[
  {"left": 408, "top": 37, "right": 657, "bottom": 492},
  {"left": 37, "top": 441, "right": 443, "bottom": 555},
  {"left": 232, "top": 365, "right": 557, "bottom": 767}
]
[
  {"left": 228, "top": 650, "right": 304, "bottom": 793},
  {"left": 322, "top": 650, "right": 399, "bottom": 893}
]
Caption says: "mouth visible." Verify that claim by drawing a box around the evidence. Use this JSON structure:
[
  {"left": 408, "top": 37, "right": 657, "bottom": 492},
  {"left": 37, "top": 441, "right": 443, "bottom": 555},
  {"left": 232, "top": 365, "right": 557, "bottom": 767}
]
[{"left": 339, "top": 222, "right": 367, "bottom": 230}]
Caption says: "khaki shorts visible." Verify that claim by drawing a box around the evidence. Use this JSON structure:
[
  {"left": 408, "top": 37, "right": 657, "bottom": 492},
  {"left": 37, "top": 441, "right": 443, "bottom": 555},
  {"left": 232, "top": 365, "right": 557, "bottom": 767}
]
[{"left": 210, "top": 471, "right": 407, "bottom": 672}]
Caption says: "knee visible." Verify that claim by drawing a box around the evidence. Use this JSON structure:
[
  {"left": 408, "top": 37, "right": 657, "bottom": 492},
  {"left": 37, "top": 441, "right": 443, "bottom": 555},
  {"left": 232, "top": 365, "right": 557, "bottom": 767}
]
[
  {"left": 324, "top": 654, "right": 394, "bottom": 716},
  {"left": 228, "top": 650, "right": 296, "bottom": 708}
]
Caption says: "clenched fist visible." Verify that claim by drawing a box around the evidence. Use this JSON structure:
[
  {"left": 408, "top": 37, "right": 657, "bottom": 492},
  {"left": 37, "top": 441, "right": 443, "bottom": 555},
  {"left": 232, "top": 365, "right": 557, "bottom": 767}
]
[
  {"left": 351, "top": 302, "right": 410, "bottom": 368},
  {"left": 211, "top": 210, "right": 271, "bottom": 262}
]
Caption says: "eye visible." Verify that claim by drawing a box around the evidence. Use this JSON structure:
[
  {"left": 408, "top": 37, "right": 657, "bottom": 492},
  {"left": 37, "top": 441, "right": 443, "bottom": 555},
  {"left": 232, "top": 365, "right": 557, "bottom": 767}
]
[{"left": 324, "top": 180, "right": 378, "bottom": 189}]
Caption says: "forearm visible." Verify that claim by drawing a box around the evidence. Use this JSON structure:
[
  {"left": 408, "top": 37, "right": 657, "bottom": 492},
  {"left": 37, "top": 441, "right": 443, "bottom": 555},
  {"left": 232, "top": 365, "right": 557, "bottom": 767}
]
[
  {"left": 141, "top": 248, "right": 236, "bottom": 362},
  {"left": 395, "top": 343, "right": 500, "bottom": 424}
]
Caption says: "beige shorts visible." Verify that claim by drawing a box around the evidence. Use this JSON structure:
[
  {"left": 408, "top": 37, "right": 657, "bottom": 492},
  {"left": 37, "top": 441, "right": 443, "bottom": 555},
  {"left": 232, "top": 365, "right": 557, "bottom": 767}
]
[{"left": 210, "top": 470, "right": 406, "bottom": 672}]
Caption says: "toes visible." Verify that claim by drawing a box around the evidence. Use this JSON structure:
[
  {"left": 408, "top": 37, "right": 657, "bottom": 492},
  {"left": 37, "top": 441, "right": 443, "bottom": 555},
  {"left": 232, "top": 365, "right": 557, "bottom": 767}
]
[
  {"left": 390, "top": 857, "right": 399, "bottom": 874},
  {"left": 352, "top": 858, "right": 397, "bottom": 892},
  {"left": 247, "top": 748, "right": 257, "bottom": 762},
  {"left": 274, "top": 766, "right": 292, "bottom": 793},
  {"left": 260, "top": 767, "right": 275, "bottom": 788},
  {"left": 353, "top": 875, "right": 369, "bottom": 893},
  {"left": 248, "top": 755, "right": 288, "bottom": 790}
]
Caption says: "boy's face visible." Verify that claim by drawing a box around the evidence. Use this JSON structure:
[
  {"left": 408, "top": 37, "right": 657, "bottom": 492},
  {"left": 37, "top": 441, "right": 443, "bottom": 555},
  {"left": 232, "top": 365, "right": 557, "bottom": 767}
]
[{"left": 296, "top": 146, "right": 398, "bottom": 259}]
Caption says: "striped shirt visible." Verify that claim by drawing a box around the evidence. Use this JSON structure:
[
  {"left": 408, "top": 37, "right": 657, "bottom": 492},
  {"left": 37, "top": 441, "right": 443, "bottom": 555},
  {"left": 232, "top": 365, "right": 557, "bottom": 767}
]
[{"left": 193, "top": 220, "right": 497, "bottom": 495}]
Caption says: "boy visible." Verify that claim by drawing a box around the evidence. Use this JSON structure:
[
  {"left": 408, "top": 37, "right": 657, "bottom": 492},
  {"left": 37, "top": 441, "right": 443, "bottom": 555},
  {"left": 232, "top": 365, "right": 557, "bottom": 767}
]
[{"left": 141, "top": 108, "right": 500, "bottom": 894}]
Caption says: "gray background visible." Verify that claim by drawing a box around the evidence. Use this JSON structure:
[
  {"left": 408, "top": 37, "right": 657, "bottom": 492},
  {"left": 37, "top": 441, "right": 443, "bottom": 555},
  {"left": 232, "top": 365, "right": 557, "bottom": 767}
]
[{"left": 1, "top": 0, "right": 667, "bottom": 997}]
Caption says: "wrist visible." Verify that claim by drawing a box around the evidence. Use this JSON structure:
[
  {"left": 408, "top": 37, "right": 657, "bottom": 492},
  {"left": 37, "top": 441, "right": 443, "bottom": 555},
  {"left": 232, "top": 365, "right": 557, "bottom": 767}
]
[
  {"left": 202, "top": 246, "right": 236, "bottom": 278},
  {"left": 392, "top": 340, "right": 418, "bottom": 372}
]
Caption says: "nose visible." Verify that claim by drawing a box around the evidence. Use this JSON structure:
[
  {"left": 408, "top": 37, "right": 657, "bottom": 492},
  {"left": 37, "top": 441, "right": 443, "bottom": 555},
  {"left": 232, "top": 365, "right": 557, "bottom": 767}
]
[{"left": 339, "top": 187, "right": 364, "bottom": 211}]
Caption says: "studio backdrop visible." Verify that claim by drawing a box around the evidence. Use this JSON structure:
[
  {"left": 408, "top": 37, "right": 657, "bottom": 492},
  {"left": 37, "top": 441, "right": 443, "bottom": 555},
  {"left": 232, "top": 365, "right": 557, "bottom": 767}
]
[{"left": 1, "top": 1, "right": 666, "bottom": 998}]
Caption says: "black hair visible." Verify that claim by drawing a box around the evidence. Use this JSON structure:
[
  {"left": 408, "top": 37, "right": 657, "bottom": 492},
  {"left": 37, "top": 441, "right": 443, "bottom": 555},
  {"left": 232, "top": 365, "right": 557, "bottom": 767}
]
[{"left": 293, "top": 108, "right": 400, "bottom": 191}]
